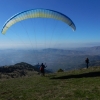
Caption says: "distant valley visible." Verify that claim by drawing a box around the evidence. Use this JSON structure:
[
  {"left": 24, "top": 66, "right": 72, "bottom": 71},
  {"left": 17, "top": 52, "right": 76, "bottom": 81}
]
[{"left": 0, "top": 46, "right": 100, "bottom": 72}]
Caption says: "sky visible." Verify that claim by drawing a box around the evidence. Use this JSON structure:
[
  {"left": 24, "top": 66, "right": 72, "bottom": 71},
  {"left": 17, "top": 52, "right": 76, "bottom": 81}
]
[{"left": 0, "top": 0, "right": 100, "bottom": 49}]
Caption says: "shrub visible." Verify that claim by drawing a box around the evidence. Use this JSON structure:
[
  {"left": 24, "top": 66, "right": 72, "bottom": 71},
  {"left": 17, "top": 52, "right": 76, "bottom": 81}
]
[{"left": 57, "top": 68, "right": 64, "bottom": 72}]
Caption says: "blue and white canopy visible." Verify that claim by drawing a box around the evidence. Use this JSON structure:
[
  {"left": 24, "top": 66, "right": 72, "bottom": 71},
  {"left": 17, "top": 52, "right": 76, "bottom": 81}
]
[{"left": 1, "top": 9, "right": 76, "bottom": 34}]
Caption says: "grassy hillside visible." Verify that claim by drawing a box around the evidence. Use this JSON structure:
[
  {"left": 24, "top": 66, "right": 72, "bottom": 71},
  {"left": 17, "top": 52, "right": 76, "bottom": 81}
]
[{"left": 0, "top": 66, "right": 100, "bottom": 100}]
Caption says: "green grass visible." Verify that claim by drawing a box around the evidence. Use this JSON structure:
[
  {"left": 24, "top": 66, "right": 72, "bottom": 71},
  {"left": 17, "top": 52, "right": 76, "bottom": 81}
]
[{"left": 0, "top": 67, "right": 100, "bottom": 100}]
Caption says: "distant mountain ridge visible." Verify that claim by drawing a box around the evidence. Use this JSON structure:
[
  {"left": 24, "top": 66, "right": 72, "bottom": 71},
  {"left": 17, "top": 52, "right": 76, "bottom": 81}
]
[{"left": 0, "top": 62, "right": 51, "bottom": 79}]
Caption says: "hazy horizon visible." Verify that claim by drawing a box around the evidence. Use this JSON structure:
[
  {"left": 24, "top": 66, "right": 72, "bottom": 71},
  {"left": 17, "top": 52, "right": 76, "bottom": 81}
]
[{"left": 0, "top": 43, "right": 100, "bottom": 50}]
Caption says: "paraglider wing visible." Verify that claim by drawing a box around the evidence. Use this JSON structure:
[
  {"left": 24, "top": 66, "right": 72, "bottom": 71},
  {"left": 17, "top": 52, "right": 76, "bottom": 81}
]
[{"left": 1, "top": 9, "right": 76, "bottom": 34}]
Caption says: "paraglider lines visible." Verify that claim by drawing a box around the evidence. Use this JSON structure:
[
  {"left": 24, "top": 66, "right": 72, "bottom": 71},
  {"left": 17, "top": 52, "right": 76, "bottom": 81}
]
[
  {"left": 30, "top": 18, "right": 39, "bottom": 63},
  {"left": 52, "top": 25, "right": 69, "bottom": 49},
  {"left": 48, "top": 20, "right": 58, "bottom": 49}
]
